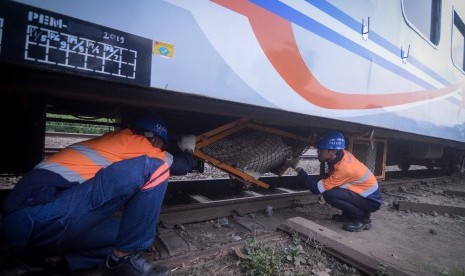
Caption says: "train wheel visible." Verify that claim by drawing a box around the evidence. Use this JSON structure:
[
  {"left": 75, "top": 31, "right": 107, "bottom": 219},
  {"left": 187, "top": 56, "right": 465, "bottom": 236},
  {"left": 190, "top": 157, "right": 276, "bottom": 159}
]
[
  {"left": 441, "top": 156, "right": 452, "bottom": 175},
  {"left": 398, "top": 160, "right": 411, "bottom": 172},
  {"left": 460, "top": 157, "right": 465, "bottom": 173},
  {"left": 426, "top": 164, "right": 435, "bottom": 170}
]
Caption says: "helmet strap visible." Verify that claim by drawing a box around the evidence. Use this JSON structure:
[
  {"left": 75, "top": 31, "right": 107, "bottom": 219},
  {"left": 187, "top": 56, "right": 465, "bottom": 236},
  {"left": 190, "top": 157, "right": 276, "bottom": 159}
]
[{"left": 144, "top": 131, "right": 155, "bottom": 138}]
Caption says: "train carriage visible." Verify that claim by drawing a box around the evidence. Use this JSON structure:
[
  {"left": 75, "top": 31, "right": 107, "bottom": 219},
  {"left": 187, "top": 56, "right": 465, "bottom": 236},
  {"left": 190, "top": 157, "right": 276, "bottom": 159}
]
[{"left": 1, "top": 0, "right": 465, "bottom": 177}]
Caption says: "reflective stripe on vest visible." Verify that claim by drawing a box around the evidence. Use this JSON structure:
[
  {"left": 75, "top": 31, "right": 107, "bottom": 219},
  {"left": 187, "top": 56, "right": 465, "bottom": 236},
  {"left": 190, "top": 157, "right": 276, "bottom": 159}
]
[
  {"left": 351, "top": 169, "right": 372, "bottom": 184},
  {"left": 35, "top": 161, "right": 86, "bottom": 183},
  {"left": 317, "top": 179, "right": 326, "bottom": 193},
  {"left": 68, "top": 144, "right": 111, "bottom": 167},
  {"left": 141, "top": 163, "right": 170, "bottom": 190},
  {"left": 165, "top": 152, "right": 174, "bottom": 167},
  {"left": 359, "top": 181, "right": 379, "bottom": 197},
  {"left": 317, "top": 168, "right": 378, "bottom": 197},
  {"left": 35, "top": 143, "right": 111, "bottom": 183}
]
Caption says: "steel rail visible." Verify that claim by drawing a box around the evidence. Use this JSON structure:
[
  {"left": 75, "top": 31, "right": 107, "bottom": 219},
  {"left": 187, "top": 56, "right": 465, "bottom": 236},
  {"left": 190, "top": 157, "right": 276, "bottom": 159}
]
[
  {"left": 158, "top": 172, "right": 455, "bottom": 226},
  {"left": 160, "top": 190, "right": 320, "bottom": 226}
]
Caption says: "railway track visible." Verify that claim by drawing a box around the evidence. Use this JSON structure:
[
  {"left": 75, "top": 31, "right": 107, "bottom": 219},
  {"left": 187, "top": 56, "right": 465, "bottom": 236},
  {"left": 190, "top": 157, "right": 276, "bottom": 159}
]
[
  {"left": 2, "top": 132, "right": 462, "bottom": 274},
  {"left": 1, "top": 165, "right": 451, "bottom": 224},
  {"left": 0, "top": 159, "right": 463, "bottom": 275},
  {"left": 150, "top": 172, "right": 465, "bottom": 275},
  {"left": 159, "top": 170, "right": 452, "bottom": 226}
]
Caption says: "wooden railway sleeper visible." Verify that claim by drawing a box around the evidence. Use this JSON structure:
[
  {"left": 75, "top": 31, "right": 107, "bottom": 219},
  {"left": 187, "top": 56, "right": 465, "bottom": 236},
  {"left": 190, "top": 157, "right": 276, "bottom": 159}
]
[
  {"left": 381, "top": 188, "right": 410, "bottom": 200},
  {"left": 399, "top": 186, "right": 422, "bottom": 197}
]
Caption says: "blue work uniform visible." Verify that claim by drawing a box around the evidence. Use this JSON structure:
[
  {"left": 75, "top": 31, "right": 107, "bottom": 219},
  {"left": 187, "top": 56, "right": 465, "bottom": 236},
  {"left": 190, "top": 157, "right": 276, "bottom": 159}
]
[{"left": 1, "top": 129, "right": 194, "bottom": 271}]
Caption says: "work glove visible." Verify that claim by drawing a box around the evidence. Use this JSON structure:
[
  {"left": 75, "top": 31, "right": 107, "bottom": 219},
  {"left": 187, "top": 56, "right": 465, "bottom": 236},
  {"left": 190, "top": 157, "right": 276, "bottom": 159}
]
[
  {"left": 177, "top": 134, "right": 196, "bottom": 152},
  {"left": 289, "top": 157, "right": 301, "bottom": 170}
]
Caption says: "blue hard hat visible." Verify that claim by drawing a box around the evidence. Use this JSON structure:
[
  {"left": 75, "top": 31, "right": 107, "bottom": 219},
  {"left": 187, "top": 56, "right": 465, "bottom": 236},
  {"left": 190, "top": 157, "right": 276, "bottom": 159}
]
[
  {"left": 314, "top": 130, "right": 345, "bottom": 149},
  {"left": 131, "top": 113, "right": 168, "bottom": 145}
]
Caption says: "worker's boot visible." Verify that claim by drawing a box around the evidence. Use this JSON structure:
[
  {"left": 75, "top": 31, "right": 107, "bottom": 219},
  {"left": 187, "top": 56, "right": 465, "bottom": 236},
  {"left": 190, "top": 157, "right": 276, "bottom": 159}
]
[
  {"left": 342, "top": 219, "right": 372, "bottom": 232},
  {"left": 103, "top": 252, "right": 170, "bottom": 276},
  {"left": 362, "top": 213, "right": 372, "bottom": 224},
  {"left": 331, "top": 213, "right": 353, "bottom": 222},
  {"left": 1, "top": 255, "right": 67, "bottom": 276}
]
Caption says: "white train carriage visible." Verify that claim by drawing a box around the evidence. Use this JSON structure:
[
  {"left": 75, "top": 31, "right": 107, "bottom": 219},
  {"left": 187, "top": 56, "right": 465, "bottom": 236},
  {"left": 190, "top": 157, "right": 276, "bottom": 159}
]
[{"left": 1, "top": 0, "right": 465, "bottom": 176}]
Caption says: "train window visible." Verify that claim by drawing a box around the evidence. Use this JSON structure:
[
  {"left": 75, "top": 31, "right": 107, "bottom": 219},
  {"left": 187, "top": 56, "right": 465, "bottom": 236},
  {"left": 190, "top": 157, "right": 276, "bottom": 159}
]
[
  {"left": 402, "top": 0, "right": 441, "bottom": 46},
  {"left": 452, "top": 11, "right": 465, "bottom": 72}
]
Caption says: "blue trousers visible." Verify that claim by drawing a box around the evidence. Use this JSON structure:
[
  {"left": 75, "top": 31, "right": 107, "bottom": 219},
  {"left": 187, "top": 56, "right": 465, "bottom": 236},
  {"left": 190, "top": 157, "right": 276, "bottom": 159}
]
[
  {"left": 323, "top": 187, "right": 380, "bottom": 220},
  {"left": 1, "top": 156, "right": 168, "bottom": 271}
]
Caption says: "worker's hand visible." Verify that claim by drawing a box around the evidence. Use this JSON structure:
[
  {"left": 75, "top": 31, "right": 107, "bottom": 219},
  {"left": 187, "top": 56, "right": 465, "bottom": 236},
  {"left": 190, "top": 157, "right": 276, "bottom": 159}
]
[{"left": 177, "top": 134, "right": 196, "bottom": 152}]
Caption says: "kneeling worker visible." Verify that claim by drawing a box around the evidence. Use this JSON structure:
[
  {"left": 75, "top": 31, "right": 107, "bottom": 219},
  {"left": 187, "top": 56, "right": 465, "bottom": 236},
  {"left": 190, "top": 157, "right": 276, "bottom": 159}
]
[
  {"left": 1, "top": 113, "right": 196, "bottom": 275},
  {"left": 292, "top": 131, "right": 382, "bottom": 232}
]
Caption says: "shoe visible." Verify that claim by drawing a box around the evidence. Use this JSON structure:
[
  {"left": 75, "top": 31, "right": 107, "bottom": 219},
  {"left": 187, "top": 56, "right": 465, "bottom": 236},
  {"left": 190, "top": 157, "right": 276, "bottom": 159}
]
[
  {"left": 362, "top": 218, "right": 372, "bottom": 224},
  {"left": 363, "top": 212, "right": 372, "bottom": 223},
  {"left": 331, "top": 213, "right": 353, "bottom": 222},
  {"left": 0, "top": 256, "right": 67, "bottom": 276},
  {"left": 103, "top": 252, "right": 170, "bottom": 276},
  {"left": 0, "top": 259, "right": 31, "bottom": 276},
  {"left": 342, "top": 220, "right": 372, "bottom": 232}
]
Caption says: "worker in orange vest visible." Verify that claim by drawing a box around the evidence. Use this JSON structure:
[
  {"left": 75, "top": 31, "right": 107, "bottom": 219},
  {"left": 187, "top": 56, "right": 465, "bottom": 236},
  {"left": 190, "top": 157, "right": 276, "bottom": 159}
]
[
  {"left": 1, "top": 112, "right": 196, "bottom": 275},
  {"left": 292, "top": 131, "right": 382, "bottom": 232}
]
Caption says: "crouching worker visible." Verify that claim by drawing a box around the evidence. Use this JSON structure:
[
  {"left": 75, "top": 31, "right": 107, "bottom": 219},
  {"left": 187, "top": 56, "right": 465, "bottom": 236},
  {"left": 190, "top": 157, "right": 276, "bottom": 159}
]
[
  {"left": 1, "top": 113, "right": 196, "bottom": 275},
  {"left": 292, "top": 131, "right": 382, "bottom": 232}
]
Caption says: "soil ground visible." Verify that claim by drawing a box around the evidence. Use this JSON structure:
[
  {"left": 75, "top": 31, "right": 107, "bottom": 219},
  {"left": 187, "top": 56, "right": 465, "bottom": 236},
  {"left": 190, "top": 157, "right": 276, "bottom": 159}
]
[
  {"left": 164, "top": 174, "right": 465, "bottom": 276},
  {"left": 1, "top": 148, "right": 464, "bottom": 275},
  {"left": 1, "top": 172, "right": 464, "bottom": 275}
]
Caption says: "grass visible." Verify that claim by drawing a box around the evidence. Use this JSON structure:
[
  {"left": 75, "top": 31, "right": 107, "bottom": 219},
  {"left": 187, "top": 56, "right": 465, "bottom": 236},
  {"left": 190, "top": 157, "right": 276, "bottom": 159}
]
[
  {"left": 239, "top": 237, "right": 283, "bottom": 276},
  {"left": 408, "top": 257, "right": 465, "bottom": 276},
  {"left": 233, "top": 232, "right": 360, "bottom": 276},
  {"left": 46, "top": 113, "right": 115, "bottom": 134},
  {"left": 171, "top": 230, "right": 361, "bottom": 275},
  {"left": 449, "top": 265, "right": 465, "bottom": 276}
]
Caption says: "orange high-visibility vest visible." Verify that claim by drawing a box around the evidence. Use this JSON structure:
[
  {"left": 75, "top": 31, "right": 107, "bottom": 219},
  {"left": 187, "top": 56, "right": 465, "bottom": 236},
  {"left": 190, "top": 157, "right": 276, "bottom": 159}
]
[
  {"left": 36, "top": 129, "right": 169, "bottom": 183},
  {"left": 317, "top": 150, "right": 379, "bottom": 198}
]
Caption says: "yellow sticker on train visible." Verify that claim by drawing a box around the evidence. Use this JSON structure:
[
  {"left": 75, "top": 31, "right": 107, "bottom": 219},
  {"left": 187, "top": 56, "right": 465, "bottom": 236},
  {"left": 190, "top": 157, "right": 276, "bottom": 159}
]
[{"left": 153, "top": 40, "right": 174, "bottom": 58}]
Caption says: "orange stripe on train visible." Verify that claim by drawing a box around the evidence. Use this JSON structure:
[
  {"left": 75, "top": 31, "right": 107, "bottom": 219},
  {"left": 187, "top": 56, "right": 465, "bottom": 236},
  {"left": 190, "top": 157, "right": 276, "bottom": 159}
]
[{"left": 212, "top": 0, "right": 462, "bottom": 110}]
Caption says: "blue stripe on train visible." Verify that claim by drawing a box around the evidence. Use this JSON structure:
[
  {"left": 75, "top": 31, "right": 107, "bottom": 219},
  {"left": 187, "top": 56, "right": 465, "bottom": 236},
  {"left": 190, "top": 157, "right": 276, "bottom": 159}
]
[{"left": 250, "top": 0, "right": 450, "bottom": 89}]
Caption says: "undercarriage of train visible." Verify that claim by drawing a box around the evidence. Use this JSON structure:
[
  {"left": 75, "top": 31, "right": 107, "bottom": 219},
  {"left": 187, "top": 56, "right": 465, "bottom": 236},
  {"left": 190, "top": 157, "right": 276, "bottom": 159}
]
[{"left": 1, "top": 64, "right": 465, "bottom": 185}]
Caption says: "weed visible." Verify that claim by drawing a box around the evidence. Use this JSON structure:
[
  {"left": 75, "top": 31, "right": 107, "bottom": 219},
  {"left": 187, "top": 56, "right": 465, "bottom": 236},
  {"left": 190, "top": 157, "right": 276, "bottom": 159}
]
[
  {"left": 408, "top": 258, "right": 465, "bottom": 276},
  {"left": 190, "top": 266, "right": 205, "bottom": 276},
  {"left": 305, "top": 234, "right": 325, "bottom": 263},
  {"left": 233, "top": 232, "right": 361, "bottom": 276},
  {"left": 322, "top": 255, "right": 360, "bottom": 276},
  {"left": 445, "top": 265, "right": 465, "bottom": 276},
  {"left": 239, "top": 237, "right": 283, "bottom": 276},
  {"left": 284, "top": 233, "right": 308, "bottom": 266},
  {"left": 373, "top": 263, "right": 386, "bottom": 276}
]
